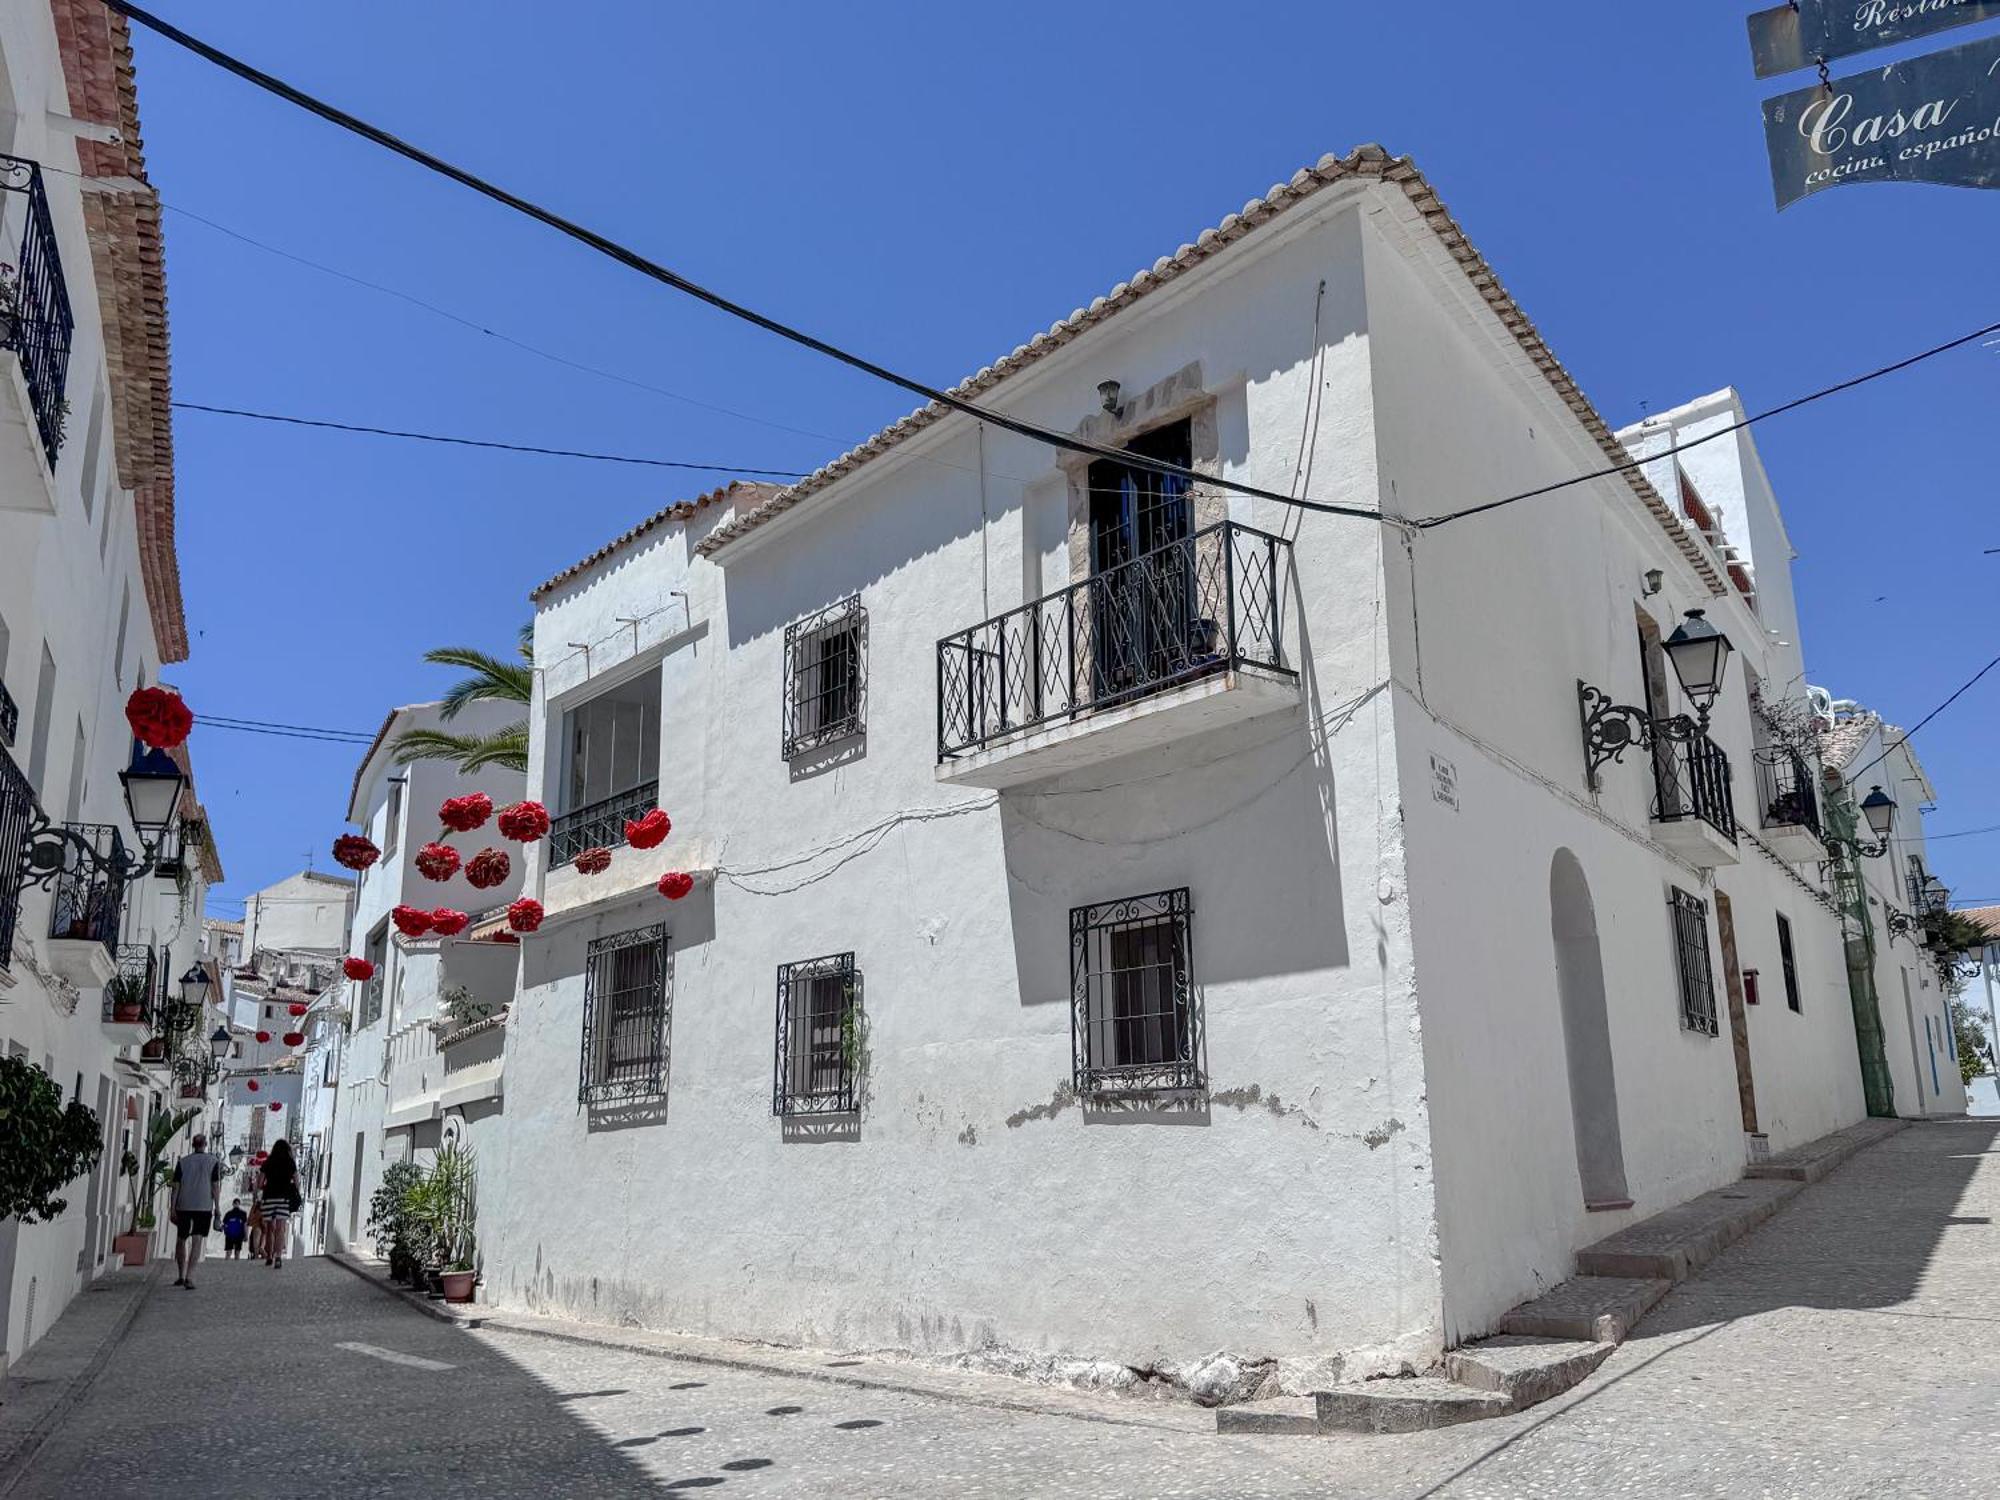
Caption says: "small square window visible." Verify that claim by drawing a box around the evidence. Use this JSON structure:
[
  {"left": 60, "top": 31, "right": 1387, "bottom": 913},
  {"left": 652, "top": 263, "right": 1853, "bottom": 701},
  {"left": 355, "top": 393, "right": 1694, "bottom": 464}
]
[
  {"left": 1070, "top": 888, "right": 1202, "bottom": 1095},
  {"left": 1668, "top": 887, "right": 1719, "bottom": 1037},
  {"left": 581, "top": 925, "right": 672, "bottom": 1106},
  {"left": 782, "top": 597, "right": 865, "bottom": 759},
  {"left": 774, "top": 953, "right": 859, "bottom": 1116}
]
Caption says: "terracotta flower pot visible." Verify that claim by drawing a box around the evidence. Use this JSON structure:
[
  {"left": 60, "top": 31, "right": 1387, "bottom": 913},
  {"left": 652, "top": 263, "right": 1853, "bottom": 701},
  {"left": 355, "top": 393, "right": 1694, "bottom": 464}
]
[
  {"left": 439, "top": 1269, "right": 476, "bottom": 1304},
  {"left": 113, "top": 1230, "right": 150, "bottom": 1267}
]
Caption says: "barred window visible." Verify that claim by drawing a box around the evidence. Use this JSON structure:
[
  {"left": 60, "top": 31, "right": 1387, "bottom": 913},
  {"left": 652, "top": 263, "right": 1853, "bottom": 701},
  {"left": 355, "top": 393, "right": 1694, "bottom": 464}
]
[
  {"left": 1776, "top": 912, "right": 1802, "bottom": 1013},
  {"left": 774, "top": 952, "right": 858, "bottom": 1116},
  {"left": 358, "top": 920, "right": 387, "bottom": 1030},
  {"left": 1070, "top": 888, "right": 1203, "bottom": 1095},
  {"left": 1668, "top": 887, "right": 1719, "bottom": 1037},
  {"left": 782, "top": 597, "right": 865, "bottom": 759},
  {"left": 580, "top": 925, "right": 672, "bottom": 1106}
]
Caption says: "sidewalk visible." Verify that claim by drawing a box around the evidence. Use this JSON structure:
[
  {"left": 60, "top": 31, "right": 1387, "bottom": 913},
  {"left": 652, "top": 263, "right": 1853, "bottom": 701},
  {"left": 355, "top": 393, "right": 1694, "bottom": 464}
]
[{"left": 0, "top": 1263, "right": 159, "bottom": 1483}]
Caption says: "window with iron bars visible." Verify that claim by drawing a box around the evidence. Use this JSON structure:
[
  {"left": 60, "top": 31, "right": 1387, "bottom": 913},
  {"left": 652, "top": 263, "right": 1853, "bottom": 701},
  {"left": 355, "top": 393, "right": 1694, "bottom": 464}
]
[
  {"left": 358, "top": 920, "right": 387, "bottom": 1030},
  {"left": 1668, "top": 887, "right": 1719, "bottom": 1037},
  {"left": 782, "top": 597, "right": 865, "bottom": 760},
  {"left": 773, "top": 952, "right": 859, "bottom": 1116},
  {"left": 1070, "top": 888, "right": 1203, "bottom": 1095},
  {"left": 580, "top": 924, "right": 672, "bottom": 1106},
  {"left": 1776, "top": 911, "right": 1802, "bottom": 1013}
]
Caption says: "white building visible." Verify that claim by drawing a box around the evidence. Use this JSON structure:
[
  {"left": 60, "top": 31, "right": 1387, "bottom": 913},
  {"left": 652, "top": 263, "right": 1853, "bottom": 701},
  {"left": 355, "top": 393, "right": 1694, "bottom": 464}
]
[
  {"left": 1960, "top": 907, "right": 2000, "bottom": 1114},
  {"left": 325, "top": 700, "right": 525, "bottom": 1255},
  {"left": 458, "top": 148, "right": 1910, "bottom": 1388},
  {"left": 0, "top": 0, "right": 217, "bottom": 1371}
]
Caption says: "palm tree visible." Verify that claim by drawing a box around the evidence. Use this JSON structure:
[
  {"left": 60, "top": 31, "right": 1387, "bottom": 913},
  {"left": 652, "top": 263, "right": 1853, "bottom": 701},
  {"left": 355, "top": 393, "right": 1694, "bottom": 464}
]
[{"left": 391, "top": 624, "right": 533, "bottom": 773}]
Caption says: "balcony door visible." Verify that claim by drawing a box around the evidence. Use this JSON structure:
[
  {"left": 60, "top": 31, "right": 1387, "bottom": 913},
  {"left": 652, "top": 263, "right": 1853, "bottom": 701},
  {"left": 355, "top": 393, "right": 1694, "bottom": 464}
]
[
  {"left": 1087, "top": 420, "right": 1194, "bottom": 702},
  {"left": 1635, "top": 609, "right": 1679, "bottom": 817}
]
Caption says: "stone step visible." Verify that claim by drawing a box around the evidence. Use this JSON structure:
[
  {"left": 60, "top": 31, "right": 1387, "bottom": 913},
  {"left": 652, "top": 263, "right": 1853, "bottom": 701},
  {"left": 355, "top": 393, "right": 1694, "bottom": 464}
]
[
  {"left": 1494, "top": 1275, "right": 1670, "bottom": 1344},
  {"left": 1314, "top": 1378, "right": 1512, "bottom": 1434},
  {"left": 1213, "top": 1396, "right": 1321, "bottom": 1436},
  {"left": 1745, "top": 1117, "right": 1906, "bottom": 1184},
  {"left": 1443, "top": 1336, "right": 1614, "bottom": 1411},
  {"left": 1574, "top": 1178, "right": 1801, "bottom": 1282}
]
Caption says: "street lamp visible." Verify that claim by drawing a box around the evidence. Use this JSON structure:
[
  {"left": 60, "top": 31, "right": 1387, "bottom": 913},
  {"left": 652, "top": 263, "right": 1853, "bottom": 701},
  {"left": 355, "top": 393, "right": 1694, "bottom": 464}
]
[
  {"left": 16, "top": 740, "right": 187, "bottom": 895},
  {"left": 1578, "top": 609, "right": 1737, "bottom": 791},
  {"left": 118, "top": 743, "right": 187, "bottom": 845},
  {"left": 1660, "top": 610, "right": 1734, "bottom": 728},
  {"left": 208, "top": 1025, "right": 232, "bottom": 1064},
  {"left": 229, "top": 1145, "right": 245, "bottom": 1164},
  {"left": 1860, "top": 785, "right": 1897, "bottom": 840},
  {"left": 180, "top": 963, "right": 212, "bottom": 1007}
]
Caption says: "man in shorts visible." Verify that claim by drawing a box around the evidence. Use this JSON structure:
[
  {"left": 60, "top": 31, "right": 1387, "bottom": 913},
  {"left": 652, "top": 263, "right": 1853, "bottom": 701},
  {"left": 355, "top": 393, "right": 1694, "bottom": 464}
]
[{"left": 170, "top": 1133, "right": 222, "bottom": 1289}]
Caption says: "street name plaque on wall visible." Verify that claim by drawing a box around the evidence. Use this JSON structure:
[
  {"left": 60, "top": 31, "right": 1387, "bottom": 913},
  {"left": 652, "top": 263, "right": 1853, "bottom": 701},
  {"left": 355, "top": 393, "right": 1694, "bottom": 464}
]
[
  {"left": 1762, "top": 32, "right": 2000, "bottom": 206},
  {"left": 1748, "top": 0, "right": 2000, "bottom": 78}
]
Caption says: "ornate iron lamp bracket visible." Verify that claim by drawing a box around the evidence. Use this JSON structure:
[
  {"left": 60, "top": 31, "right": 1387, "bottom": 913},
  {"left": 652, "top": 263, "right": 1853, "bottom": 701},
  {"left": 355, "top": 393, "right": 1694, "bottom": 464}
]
[
  {"left": 15, "top": 807, "right": 155, "bottom": 890},
  {"left": 1578, "top": 681, "right": 1695, "bottom": 793},
  {"left": 1883, "top": 906, "right": 1918, "bottom": 945}
]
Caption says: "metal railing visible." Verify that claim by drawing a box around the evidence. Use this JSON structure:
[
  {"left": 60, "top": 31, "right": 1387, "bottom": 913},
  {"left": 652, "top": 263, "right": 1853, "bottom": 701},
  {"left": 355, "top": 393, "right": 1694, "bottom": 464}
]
[
  {"left": 105, "top": 944, "right": 157, "bottom": 1027},
  {"left": 1651, "top": 732, "right": 1736, "bottom": 842},
  {"left": 0, "top": 748, "right": 33, "bottom": 966},
  {"left": 1753, "top": 748, "right": 1820, "bottom": 842},
  {"left": 550, "top": 780, "right": 658, "bottom": 867},
  {"left": 937, "top": 521, "right": 1293, "bottom": 760},
  {"left": 49, "top": 823, "right": 128, "bottom": 951},
  {"left": 0, "top": 677, "right": 17, "bottom": 749},
  {"left": 0, "top": 154, "right": 75, "bottom": 468}
]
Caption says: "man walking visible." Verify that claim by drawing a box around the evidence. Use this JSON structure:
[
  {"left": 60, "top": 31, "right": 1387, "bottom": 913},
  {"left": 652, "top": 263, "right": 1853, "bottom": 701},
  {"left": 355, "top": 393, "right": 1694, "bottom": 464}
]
[{"left": 170, "top": 1133, "right": 222, "bottom": 1290}]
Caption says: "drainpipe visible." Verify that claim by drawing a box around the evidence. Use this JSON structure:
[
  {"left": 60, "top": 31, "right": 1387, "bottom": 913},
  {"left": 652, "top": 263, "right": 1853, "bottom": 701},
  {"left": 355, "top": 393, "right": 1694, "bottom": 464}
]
[{"left": 1826, "top": 788, "right": 1896, "bottom": 1117}]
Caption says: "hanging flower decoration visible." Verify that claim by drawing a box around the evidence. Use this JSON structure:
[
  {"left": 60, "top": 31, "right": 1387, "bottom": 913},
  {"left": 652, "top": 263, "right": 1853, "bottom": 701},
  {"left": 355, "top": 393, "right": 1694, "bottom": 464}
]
[
  {"left": 489, "top": 931, "right": 520, "bottom": 945},
  {"left": 246, "top": 1079, "right": 260, "bottom": 1093},
  {"left": 657, "top": 871, "right": 695, "bottom": 902},
  {"left": 124, "top": 685, "right": 194, "bottom": 749},
  {"left": 269, "top": 1102, "right": 282, "bottom": 1113},
  {"left": 342, "top": 957, "right": 376, "bottom": 982},
  {"left": 282, "top": 1032, "right": 305, "bottom": 1047},
  {"left": 392, "top": 905, "right": 435, "bottom": 938},
  {"left": 438, "top": 792, "right": 493, "bottom": 833},
  {"left": 497, "top": 801, "right": 551, "bottom": 842},
  {"left": 255, "top": 1030, "right": 271, "bottom": 1044},
  {"left": 414, "top": 841, "right": 462, "bottom": 882},
  {"left": 465, "top": 848, "right": 511, "bottom": 890},
  {"left": 332, "top": 834, "right": 381, "bottom": 872},
  {"left": 506, "top": 897, "right": 544, "bottom": 933},
  {"left": 253, "top": 1151, "right": 269, "bottom": 1165},
  {"left": 574, "top": 846, "right": 612, "bottom": 876},
  {"left": 625, "top": 808, "right": 671, "bottom": 850},
  {"left": 430, "top": 908, "right": 471, "bottom": 937},
  {"left": 288, "top": 1001, "right": 309, "bottom": 1017}
]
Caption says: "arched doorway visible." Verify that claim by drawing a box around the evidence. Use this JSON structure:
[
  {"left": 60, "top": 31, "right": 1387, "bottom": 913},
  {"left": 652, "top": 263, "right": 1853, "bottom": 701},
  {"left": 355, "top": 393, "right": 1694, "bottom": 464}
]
[{"left": 1551, "top": 851, "right": 1630, "bottom": 1209}]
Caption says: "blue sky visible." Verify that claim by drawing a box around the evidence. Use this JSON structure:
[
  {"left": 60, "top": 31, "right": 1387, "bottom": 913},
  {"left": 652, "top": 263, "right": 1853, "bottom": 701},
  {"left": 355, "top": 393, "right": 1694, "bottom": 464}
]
[{"left": 132, "top": 1, "right": 1997, "bottom": 923}]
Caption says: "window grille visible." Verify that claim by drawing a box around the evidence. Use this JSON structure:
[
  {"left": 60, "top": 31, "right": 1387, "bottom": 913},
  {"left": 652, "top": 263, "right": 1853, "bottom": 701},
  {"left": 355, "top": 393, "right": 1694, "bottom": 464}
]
[
  {"left": 358, "top": 921, "right": 388, "bottom": 1030},
  {"left": 773, "top": 952, "right": 859, "bottom": 1116},
  {"left": 1777, "top": 912, "right": 1802, "bottom": 1013},
  {"left": 580, "top": 924, "right": 671, "bottom": 1105},
  {"left": 782, "top": 597, "right": 865, "bottom": 759},
  {"left": 1668, "top": 887, "right": 1719, "bottom": 1037},
  {"left": 1070, "top": 888, "right": 1202, "bottom": 1095}
]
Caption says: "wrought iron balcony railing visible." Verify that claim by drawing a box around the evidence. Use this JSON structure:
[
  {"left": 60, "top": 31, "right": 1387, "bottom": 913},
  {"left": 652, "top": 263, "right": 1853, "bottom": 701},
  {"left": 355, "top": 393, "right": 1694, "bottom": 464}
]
[
  {"left": 105, "top": 944, "right": 158, "bottom": 1027},
  {"left": 0, "top": 747, "right": 35, "bottom": 966},
  {"left": 49, "top": 822, "right": 129, "bottom": 951},
  {"left": 937, "top": 521, "right": 1293, "bottom": 761},
  {"left": 550, "top": 780, "right": 658, "bottom": 867},
  {"left": 1651, "top": 731, "right": 1736, "bottom": 843},
  {"left": 0, "top": 677, "right": 17, "bottom": 749},
  {"left": 0, "top": 154, "right": 75, "bottom": 468},
  {"left": 1753, "top": 748, "right": 1820, "bottom": 841}
]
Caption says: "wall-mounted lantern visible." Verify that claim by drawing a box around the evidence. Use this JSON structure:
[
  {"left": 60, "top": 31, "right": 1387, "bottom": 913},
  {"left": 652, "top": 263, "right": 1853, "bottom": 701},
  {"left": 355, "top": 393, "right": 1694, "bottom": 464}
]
[{"left": 1577, "top": 609, "right": 1735, "bottom": 791}]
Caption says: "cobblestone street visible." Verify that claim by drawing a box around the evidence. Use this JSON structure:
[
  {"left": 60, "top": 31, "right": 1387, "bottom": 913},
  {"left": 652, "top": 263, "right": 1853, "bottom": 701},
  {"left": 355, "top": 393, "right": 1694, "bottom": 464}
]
[{"left": 4, "top": 1121, "right": 1997, "bottom": 1498}]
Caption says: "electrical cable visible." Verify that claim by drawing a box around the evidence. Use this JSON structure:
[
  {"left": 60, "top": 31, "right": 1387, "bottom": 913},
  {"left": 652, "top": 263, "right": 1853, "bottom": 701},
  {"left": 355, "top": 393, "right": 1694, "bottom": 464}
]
[
  {"left": 1842, "top": 651, "right": 2000, "bottom": 786},
  {"left": 172, "top": 402, "right": 807, "bottom": 475}
]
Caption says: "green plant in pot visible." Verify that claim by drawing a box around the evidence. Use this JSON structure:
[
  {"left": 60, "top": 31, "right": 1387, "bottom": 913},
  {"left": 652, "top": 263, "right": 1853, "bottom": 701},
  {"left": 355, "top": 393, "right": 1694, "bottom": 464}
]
[
  {"left": 129, "top": 1105, "right": 199, "bottom": 1236},
  {"left": 367, "top": 1160, "right": 424, "bottom": 1280},
  {"left": 0, "top": 1055, "right": 103, "bottom": 1223},
  {"left": 425, "top": 1143, "right": 479, "bottom": 1304},
  {"left": 106, "top": 971, "right": 149, "bottom": 1024}
]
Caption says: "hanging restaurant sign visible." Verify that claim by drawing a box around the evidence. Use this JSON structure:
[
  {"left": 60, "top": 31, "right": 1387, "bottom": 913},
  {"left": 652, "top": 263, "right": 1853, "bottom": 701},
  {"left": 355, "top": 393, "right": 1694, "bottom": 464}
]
[
  {"left": 1762, "top": 32, "right": 2000, "bottom": 207},
  {"left": 1748, "top": 0, "right": 2000, "bottom": 78}
]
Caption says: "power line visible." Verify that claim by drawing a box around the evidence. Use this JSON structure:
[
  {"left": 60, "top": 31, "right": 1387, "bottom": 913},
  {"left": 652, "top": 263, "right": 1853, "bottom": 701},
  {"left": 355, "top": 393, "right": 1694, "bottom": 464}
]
[
  {"left": 1928, "top": 823, "right": 2000, "bottom": 843},
  {"left": 173, "top": 402, "right": 807, "bottom": 475},
  {"left": 1845, "top": 651, "right": 2000, "bottom": 786}
]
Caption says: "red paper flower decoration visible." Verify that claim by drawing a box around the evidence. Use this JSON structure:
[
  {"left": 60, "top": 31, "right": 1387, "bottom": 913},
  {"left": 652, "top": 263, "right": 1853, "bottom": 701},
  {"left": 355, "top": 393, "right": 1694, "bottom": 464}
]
[
  {"left": 270, "top": 1102, "right": 283, "bottom": 1113},
  {"left": 415, "top": 841, "right": 462, "bottom": 882},
  {"left": 392, "top": 905, "right": 435, "bottom": 938},
  {"left": 625, "top": 808, "right": 671, "bottom": 850},
  {"left": 288, "top": 1002, "right": 309, "bottom": 1017},
  {"left": 438, "top": 792, "right": 493, "bottom": 833},
  {"left": 489, "top": 931, "right": 520, "bottom": 945},
  {"left": 342, "top": 957, "right": 376, "bottom": 982},
  {"left": 253, "top": 1151, "right": 268, "bottom": 1164},
  {"left": 124, "top": 685, "right": 194, "bottom": 749},
  {"left": 506, "top": 897, "right": 544, "bottom": 933},
  {"left": 255, "top": 1030, "right": 271, "bottom": 1044},
  {"left": 464, "top": 848, "right": 511, "bottom": 890},
  {"left": 657, "top": 871, "right": 695, "bottom": 902},
  {"left": 332, "top": 834, "right": 381, "bottom": 872},
  {"left": 246, "top": 1079, "right": 260, "bottom": 1093},
  {"left": 497, "top": 801, "right": 551, "bottom": 842},
  {"left": 574, "top": 846, "right": 612, "bottom": 875},
  {"left": 430, "top": 908, "right": 470, "bottom": 937},
  {"left": 282, "top": 1032, "right": 305, "bottom": 1047}
]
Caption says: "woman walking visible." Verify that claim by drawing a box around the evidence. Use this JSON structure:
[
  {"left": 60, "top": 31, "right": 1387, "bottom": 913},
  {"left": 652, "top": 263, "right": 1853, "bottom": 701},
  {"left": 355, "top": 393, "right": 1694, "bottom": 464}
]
[{"left": 259, "top": 1139, "right": 302, "bottom": 1268}]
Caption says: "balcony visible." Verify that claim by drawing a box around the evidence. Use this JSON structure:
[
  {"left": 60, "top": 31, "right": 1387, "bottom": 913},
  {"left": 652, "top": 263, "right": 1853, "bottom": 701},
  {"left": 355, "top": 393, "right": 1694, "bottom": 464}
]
[
  {"left": 550, "top": 780, "right": 657, "bottom": 867},
  {"left": 46, "top": 823, "right": 129, "bottom": 987},
  {"left": 936, "top": 522, "right": 1297, "bottom": 788},
  {"left": 0, "top": 677, "right": 17, "bottom": 749},
  {"left": 1753, "top": 748, "right": 1821, "bottom": 861},
  {"left": 0, "top": 747, "right": 34, "bottom": 969},
  {"left": 0, "top": 153, "right": 74, "bottom": 508},
  {"left": 1651, "top": 731, "right": 1739, "bottom": 868},
  {"left": 103, "top": 944, "right": 157, "bottom": 1044}
]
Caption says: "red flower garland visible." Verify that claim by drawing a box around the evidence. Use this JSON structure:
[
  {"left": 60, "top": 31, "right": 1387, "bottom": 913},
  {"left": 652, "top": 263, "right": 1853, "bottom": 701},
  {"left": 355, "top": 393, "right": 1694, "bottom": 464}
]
[
  {"left": 392, "top": 905, "right": 435, "bottom": 938},
  {"left": 342, "top": 957, "right": 375, "bottom": 982},
  {"left": 438, "top": 792, "right": 493, "bottom": 833},
  {"left": 246, "top": 1079, "right": 260, "bottom": 1093},
  {"left": 573, "top": 846, "right": 612, "bottom": 875},
  {"left": 282, "top": 1031, "right": 305, "bottom": 1047},
  {"left": 332, "top": 834, "right": 381, "bottom": 872},
  {"left": 288, "top": 1001, "right": 309, "bottom": 1017},
  {"left": 269, "top": 1102, "right": 283, "bottom": 1113},
  {"left": 253, "top": 1152, "right": 268, "bottom": 1165},
  {"left": 430, "top": 908, "right": 471, "bottom": 937},
  {"left": 625, "top": 808, "right": 671, "bottom": 850},
  {"left": 657, "top": 871, "right": 695, "bottom": 902},
  {"left": 464, "top": 848, "right": 511, "bottom": 890},
  {"left": 414, "top": 841, "right": 462, "bottom": 882},
  {"left": 506, "top": 897, "right": 544, "bottom": 934},
  {"left": 124, "top": 686, "right": 194, "bottom": 749},
  {"left": 496, "top": 801, "right": 551, "bottom": 842},
  {"left": 255, "top": 1030, "right": 271, "bottom": 1044},
  {"left": 489, "top": 931, "right": 520, "bottom": 945}
]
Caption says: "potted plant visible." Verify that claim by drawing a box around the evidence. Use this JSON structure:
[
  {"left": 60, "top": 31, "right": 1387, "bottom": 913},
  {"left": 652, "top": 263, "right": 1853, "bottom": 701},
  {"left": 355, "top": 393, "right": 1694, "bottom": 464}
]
[
  {"left": 106, "top": 971, "right": 148, "bottom": 1025},
  {"left": 110, "top": 1105, "right": 196, "bottom": 1265},
  {"left": 366, "top": 1160, "right": 424, "bottom": 1278},
  {"left": 426, "top": 1144, "right": 479, "bottom": 1304}
]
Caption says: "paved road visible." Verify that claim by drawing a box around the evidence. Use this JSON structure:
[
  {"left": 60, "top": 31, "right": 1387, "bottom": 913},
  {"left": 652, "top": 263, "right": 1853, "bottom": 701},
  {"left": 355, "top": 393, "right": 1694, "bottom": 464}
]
[{"left": 6, "top": 1121, "right": 1997, "bottom": 1497}]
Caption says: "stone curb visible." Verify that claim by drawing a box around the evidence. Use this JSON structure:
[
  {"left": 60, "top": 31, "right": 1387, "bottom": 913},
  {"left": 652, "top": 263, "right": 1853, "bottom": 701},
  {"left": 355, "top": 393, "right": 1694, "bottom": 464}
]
[
  {"left": 0, "top": 1261, "right": 163, "bottom": 1495},
  {"left": 324, "top": 1249, "right": 488, "bottom": 1328}
]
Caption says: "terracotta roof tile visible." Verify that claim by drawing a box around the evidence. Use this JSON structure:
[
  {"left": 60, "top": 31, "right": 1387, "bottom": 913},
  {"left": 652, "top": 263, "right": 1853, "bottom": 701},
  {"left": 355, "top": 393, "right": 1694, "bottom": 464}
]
[
  {"left": 1817, "top": 712, "right": 1881, "bottom": 774},
  {"left": 1958, "top": 906, "right": 2000, "bottom": 941}
]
